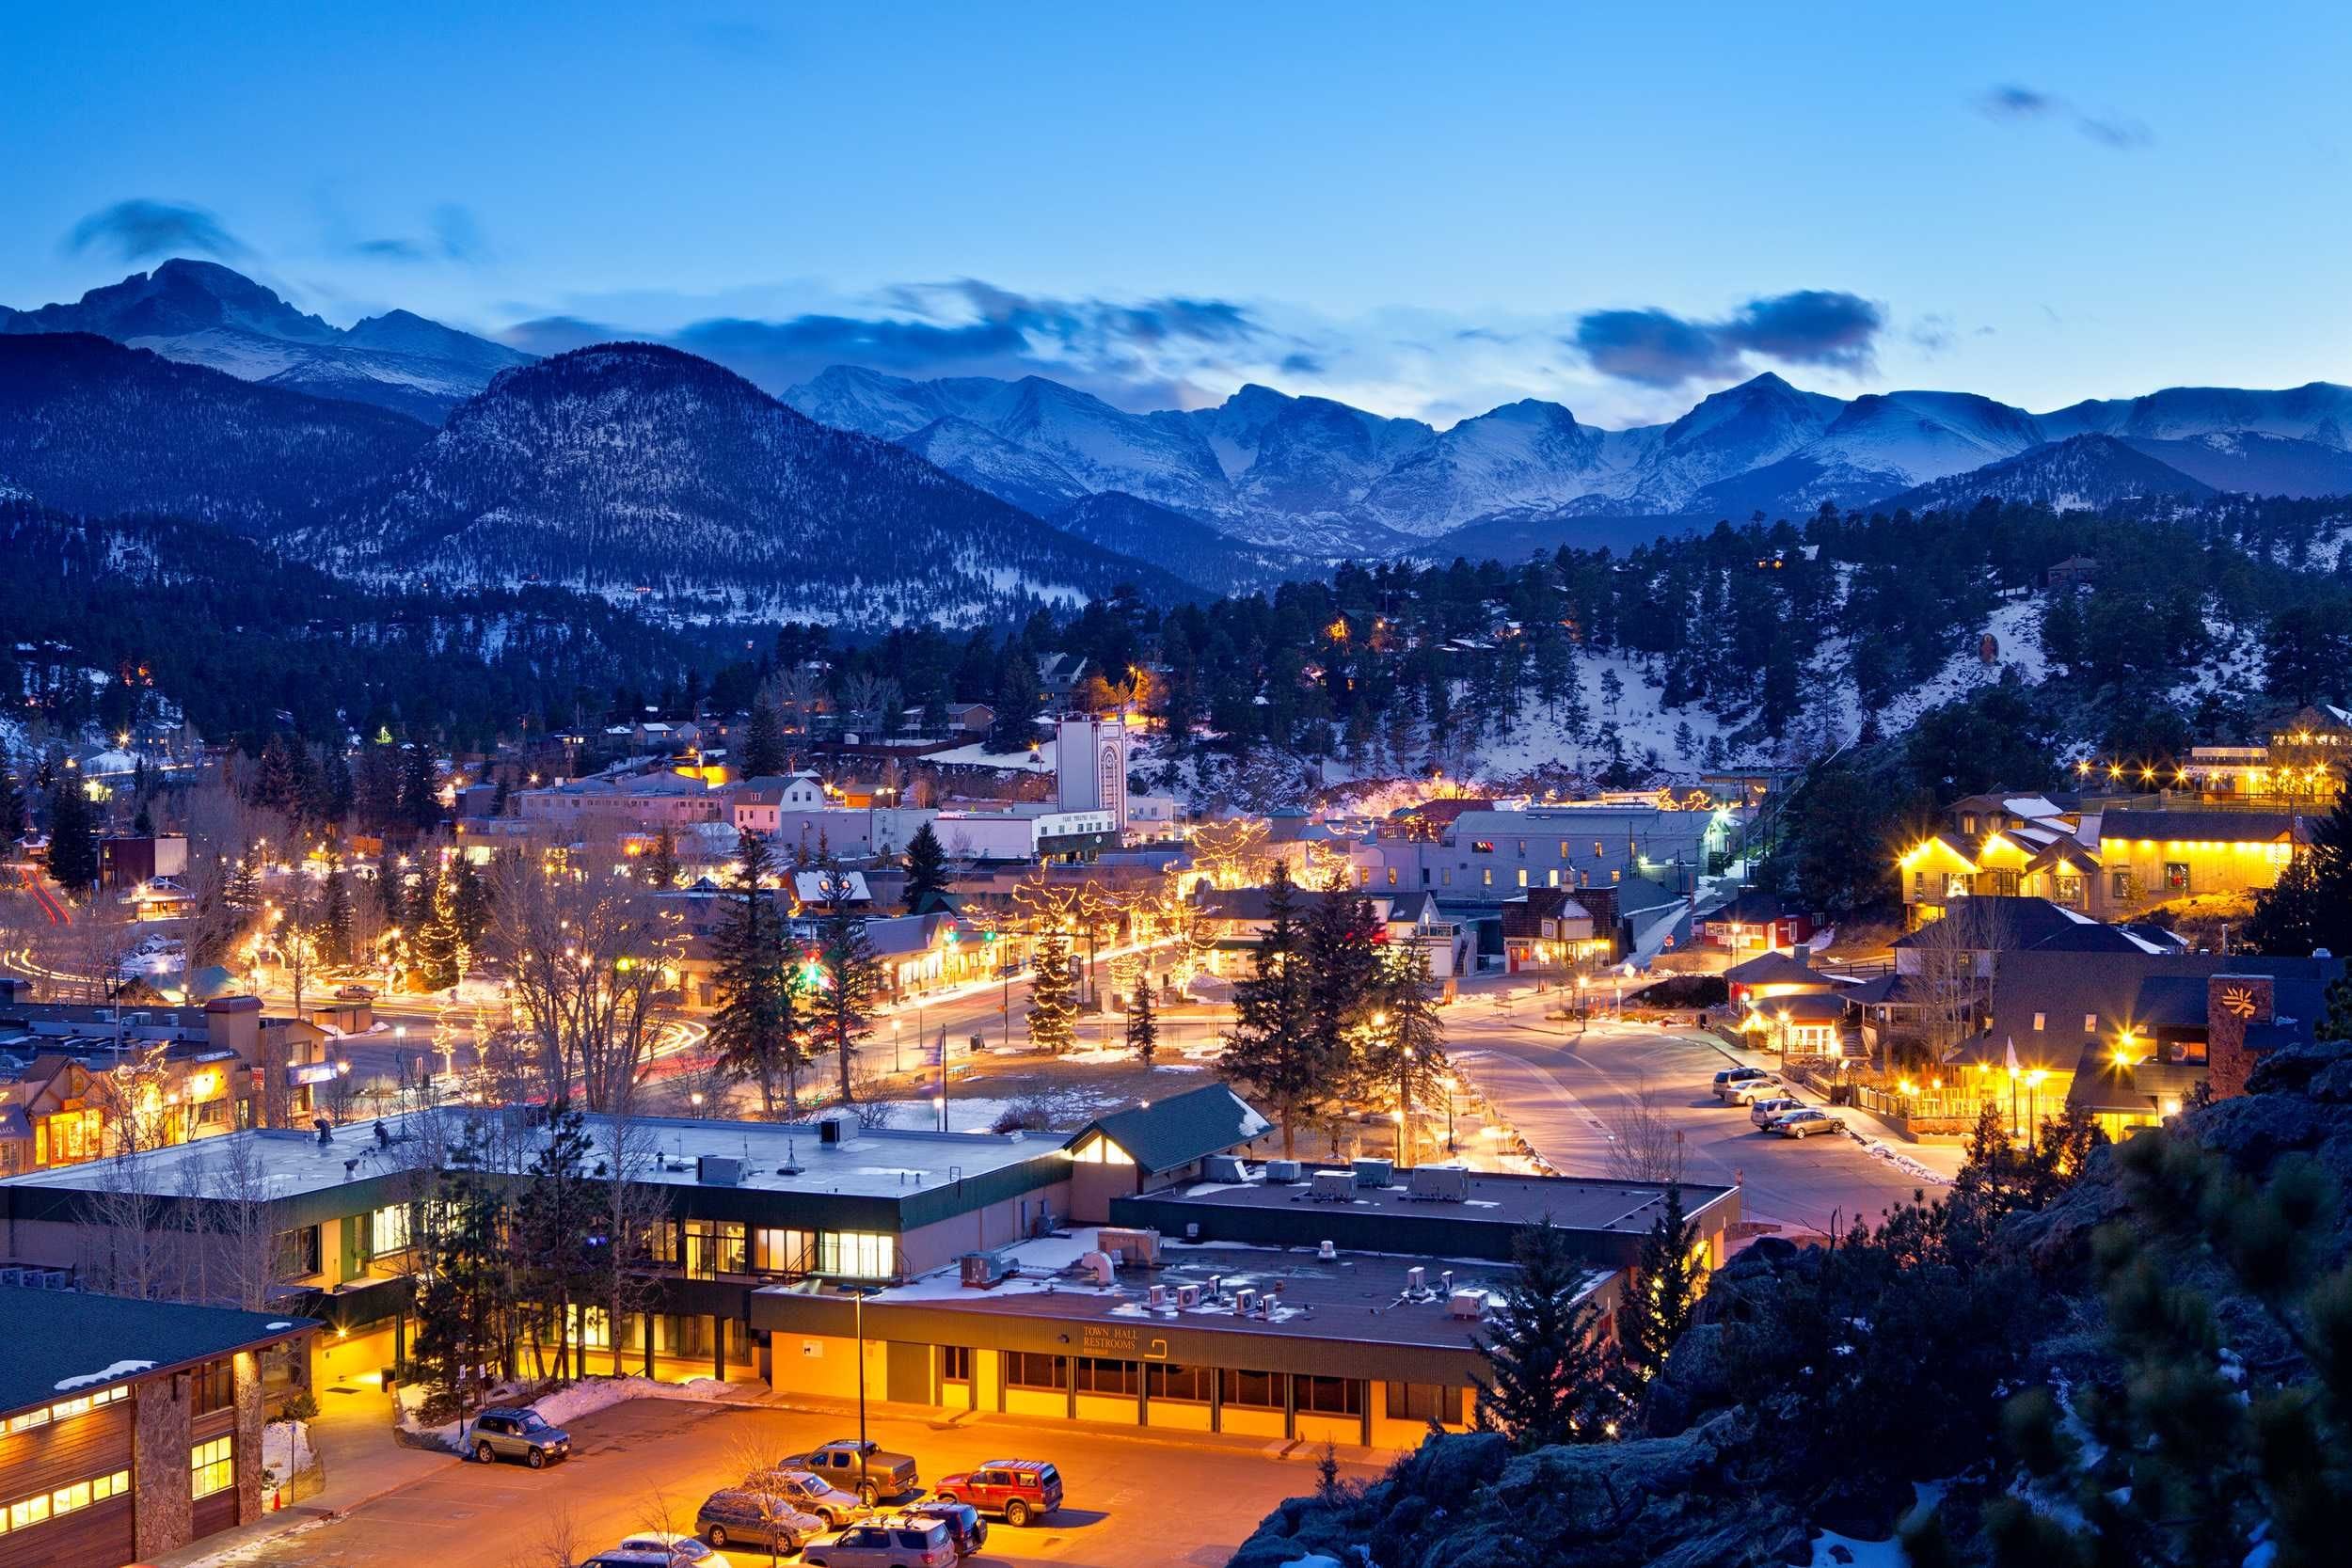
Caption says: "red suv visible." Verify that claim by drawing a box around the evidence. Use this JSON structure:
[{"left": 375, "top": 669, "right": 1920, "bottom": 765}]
[{"left": 932, "top": 1459, "right": 1063, "bottom": 1527}]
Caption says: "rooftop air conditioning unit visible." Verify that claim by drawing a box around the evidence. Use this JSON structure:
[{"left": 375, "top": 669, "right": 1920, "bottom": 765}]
[
  {"left": 1265, "top": 1159, "right": 1303, "bottom": 1182},
  {"left": 818, "top": 1117, "right": 848, "bottom": 1147},
  {"left": 1311, "top": 1170, "right": 1354, "bottom": 1203},
  {"left": 960, "top": 1250, "right": 1014, "bottom": 1289},
  {"left": 1080, "top": 1251, "right": 1117, "bottom": 1287},
  {"left": 696, "top": 1155, "right": 742, "bottom": 1186},
  {"left": 1318, "top": 1239, "right": 1337, "bottom": 1259},
  {"left": 1406, "top": 1266, "right": 1426, "bottom": 1292},
  {"left": 1232, "top": 1289, "right": 1257, "bottom": 1315},
  {"left": 1147, "top": 1284, "right": 1170, "bottom": 1308},
  {"left": 1449, "top": 1290, "right": 1486, "bottom": 1320},
  {"left": 1097, "top": 1227, "right": 1161, "bottom": 1266},
  {"left": 1175, "top": 1283, "right": 1202, "bottom": 1307},
  {"left": 1201, "top": 1154, "right": 1248, "bottom": 1182},
  {"left": 1407, "top": 1166, "right": 1470, "bottom": 1202},
  {"left": 1352, "top": 1158, "right": 1392, "bottom": 1188}
]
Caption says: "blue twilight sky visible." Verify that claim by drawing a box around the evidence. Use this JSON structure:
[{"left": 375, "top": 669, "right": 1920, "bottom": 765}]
[{"left": 5, "top": 0, "right": 2349, "bottom": 427}]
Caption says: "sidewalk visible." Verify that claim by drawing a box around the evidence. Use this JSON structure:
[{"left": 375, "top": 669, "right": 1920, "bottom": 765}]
[{"left": 158, "top": 1385, "right": 453, "bottom": 1567}]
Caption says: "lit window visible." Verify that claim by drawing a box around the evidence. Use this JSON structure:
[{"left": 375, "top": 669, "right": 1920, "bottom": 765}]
[
  {"left": 818, "top": 1231, "right": 896, "bottom": 1279},
  {"left": 2083, "top": 1013, "right": 2098, "bottom": 1033},
  {"left": 2032, "top": 1013, "right": 2045, "bottom": 1031},
  {"left": 191, "top": 1435, "right": 234, "bottom": 1499},
  {"left": 1516, "top": 870, "right": 1528, "bottom": 888},
  {"left": 8, "top": 1495, "right": 49, "bottom": 1529},
  {"left": 92, "top": 1469, "right": 130, "bottom": 1500}
]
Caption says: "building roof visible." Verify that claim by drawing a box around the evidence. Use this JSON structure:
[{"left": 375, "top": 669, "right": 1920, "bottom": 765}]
[
  {"left": 1142, "top": 1167, "right": 1735, "bottom": 1239},
  {"left": 1703, "top": 888, "right": 1795, "bottom": 925},
  {"left": 2064, "top": 1045, "right": 2205, "bottom": 1117},
  {"left": 0, "top": 1287, "right": 314, "bottom": 1418},
  {"left": 1955, "top": 951, "right": 2345, "bottom": 1071},
  {"left": 1078, "top": 1085, "right": 1271, "bottom": 1175},
  {"left": 1896, "top": 896, "right": 2171, "bottom": 955},
  {"left": 1722, "top": 950, "right": 1823, "bottom": 989},
  {"left": 1745, "top": 991, "right": 1848, "bottom": 1022},
  {"left": 2093, "top": 810, "right": 2309, "bottom": 846}
]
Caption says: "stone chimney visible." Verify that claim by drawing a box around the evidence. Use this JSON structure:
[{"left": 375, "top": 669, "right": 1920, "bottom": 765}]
[{"left": 2206, "top": 973, "right": 2275, "bottom": 1100}]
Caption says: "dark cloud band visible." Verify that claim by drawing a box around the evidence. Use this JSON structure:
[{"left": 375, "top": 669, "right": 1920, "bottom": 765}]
[
  {"left": 1571, "top": 290, "right": 1884, "bottom": 387},
  {"left": 64, "top": 199, "right": 245, "bottom": 262}
]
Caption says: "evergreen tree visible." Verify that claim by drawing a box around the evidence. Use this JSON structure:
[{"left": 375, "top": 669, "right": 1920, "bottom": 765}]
[
  {"left": 1304, "top": 876, "right": 1380, "bottom": 1120},
  {"left": 1216, "top": 862, "right": 1318, "bottom": 1156},
  {"left": 1364, "top": 942, "right": 1448, "bottom": 1164},
  {"left": 1125, "top": 975, "right": 1158, "bottom": 1067},
  {"left": 408, "top": 1130, "right": 515, "bottom": 1414},
  {"left": 449, "top": 856, "right": 492, "bottom": 949},
  {"left": 708, "top": 834, "right": 799, "bottom": 1116},
  {"left": 813, "top": 862, "right": 879, "bottom": 1101},
  {"left": 375, "top": 857, "right": 405, "bottom": 930},
  {"left": 1473, "top": 1218, "right": 1613, "bottom": 1450},
  {"left": 739, "top": 699, "right": 789, "bottom": 779},
  {"left": 317, "top": 866, "right": 355, "bottom": 967},
  {"left": 1026, "top": 925, "right": 1079, "bottom": 1053},
  {"left": 2244, "top": 795, "right": 2352, "bottom": 957},
  {"left": 313, "top": 750, "right": 356, "bottom": 826},
  {"left": 132, "top": 800, "right": 155, "bottom": 837},
  {"left": 43, "top": 776, "right": 98, "bottom": 891},
  {"left": 1611, "top": 1183, "right": 1699, "bottom": 1412},
  {"left": 253, "top": 733, "right": 303, "bottom": 814},
  {"left": 644, "top": 824, "right": 680, "bottom": 890},
  {"left": 226, "top": 850, "right": 262, "bottom": 916},
  {"left": 900, "top": 821, "right": 951, "bottom": 914},
  {"left": 511, "top": 1105, "right": 599, "bottom": 1382},
  {"left": 398, "top": 742, "right": 438, "bottom": 831},
  {"left": 410, "top": 869, "right": 461, "bottom": 992},
  {"left": 0, "top": 770, "right": 26, "bottom": 842}
]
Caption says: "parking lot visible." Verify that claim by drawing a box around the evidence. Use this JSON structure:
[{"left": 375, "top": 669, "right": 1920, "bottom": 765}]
[{"left": 198, "top": 1398, "right": 1371, "bottom": 1568}]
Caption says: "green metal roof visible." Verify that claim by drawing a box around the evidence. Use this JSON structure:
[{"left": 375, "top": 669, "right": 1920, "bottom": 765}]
[{"left": 1077, "top": 1084, "right": 1270, "bottom": 1174}]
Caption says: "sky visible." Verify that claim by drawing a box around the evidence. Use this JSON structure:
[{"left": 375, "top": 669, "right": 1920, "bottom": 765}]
[{"left": 5, "top": 0, "right": 2350, "bottom": 428}]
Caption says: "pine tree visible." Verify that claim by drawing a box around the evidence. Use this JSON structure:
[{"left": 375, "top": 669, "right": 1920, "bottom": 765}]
[
  {"left": 1216, "top": 862, "right": 1317, "bottom": 1155},
  {"left": 450, "top": 856, "right": 492, "bottom": 949},
  {"left": 1365, "top": 942, "right": 1448, "bottom": 1164},
  {"left": 0, "top": 771, "right": 26, "bottom": 842},
  {"left": 410, "top": 869, "right": 462, "bottom": 992},
  {"left": 709, "top": 834, "right": 798, "bottom": 1116},
  {"left": 43, "top": 776, "right": 98, "bottom": 892},
  {"left": 1612, "top": 1183, "right": 1699, "bottom": 1411},
  {"left": 813, "top": 862, "right": 879, "bottom": 1101},
  {"left": 1126, "top": 975, "right": 1158, "bottom": 1067},
  {"left": 900, "top": 821, "right": 951, "bottom": 914},
  {"left": 1026, "top": 926, "right": 1078, "bottom": 1053},
  {"left": 408, "top": 1127, "right": 515, "bottom": 1414},
  {"left": 1474, "top": 1218, "right": 1613, "bottom": 1450},
  {"left": 1304, "top": 876, "right": 1380, "bottom": 1114},
  {"left": 375, "top": 857, "right": 405, "bottom": 930},
  {"left": 253, "top": 734, "right": 303, "bottom": 814},
  {"left": 2244, "top": 795, "right": 2352, "bottom": 957},
  {"left": 739, "top": 700, "right": 789, "bottom": 779},
  {"left": 398, "top": 742, "right": 438, "bottom": 831},
  {"left": 317, "top": 866, "right": 355, "bottom": 967},
  {"left": 645, "top": 824, "right": 679, "bottom": 890}
]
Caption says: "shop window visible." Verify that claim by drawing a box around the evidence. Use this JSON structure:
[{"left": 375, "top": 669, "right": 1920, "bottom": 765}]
[
  {"left": 1219, "top": 1368, "right": 1280, "bottom": 1409},
  {"left": 1293, "top": 1374, "right": 1361, "bottom": 1415},
  {"left": 1004, "top": 1353, "right": 1067, "bottom": 1391},
  {"left": 754, "top": 1227, "right": 816, "bottom": 1275},
  {"left": 190, "top": 1436, "right": 234, "bottom": 1499},
  {"left": 2056, "top": 875, "right": 2082, "bottom": 907},
  {"left": 1073, "top": 1356, "right": 1136, "bottom": 1396},
  {"left": 192, "top": 1357, "right": 235, "bottom": 1416},
  {"left": 1470, "top": 840, "right": 1493, "bottom": 854},
  {"left": 684, "top": 1220, "right": 746, "bottom": 1279},
  {"left": 817, "top": 1232, "right": 896, "bottom": 1279},
  {"left": 1481, "top": 869, "right": 1492, "bottom": 887},
  {"left": 2111, "top": 870, "right": 2135, "bottom": 900},
  {"left": 2165, "top": 862, "right": 2191, "bottom": 893},
  {"left": 1146, "top": 1362, "right": 1211, "bottom": 1402},
  {"left": 1386, "top": 867, "right": 1397, "bottom": 887},
  {"left": 941, "top": 1346, "right": 973, "bottom": 1383},
  {"left": 1384, "top": 1382, "right": 1459, "bottom": 1423}
]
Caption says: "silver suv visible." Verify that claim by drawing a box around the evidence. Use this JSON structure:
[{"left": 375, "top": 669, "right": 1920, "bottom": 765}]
[{"left": 469, "top": 1407, "right": 571, "bottom": 1467}]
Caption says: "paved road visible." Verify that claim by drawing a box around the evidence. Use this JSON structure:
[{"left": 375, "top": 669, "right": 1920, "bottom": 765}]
[
  {"left": 211, "top": 1400, "right": 1360, "bottom": 1568},
  {"left": 1443, "top": 1005, "right": 1946, "bottom": 1237}
]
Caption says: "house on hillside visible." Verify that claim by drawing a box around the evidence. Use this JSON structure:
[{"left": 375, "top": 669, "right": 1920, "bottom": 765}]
[{"left": 1696, "top": 887, "right": 1815, "bottom": 954}]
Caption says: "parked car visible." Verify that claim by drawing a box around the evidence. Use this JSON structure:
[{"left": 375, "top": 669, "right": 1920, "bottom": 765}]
[
  {"left": 1711, "top": 1066, "right": 1772, "bottom": 1101},
  {"left": 740, "top": 1466, "right": 868, "bottom": 1528},
  {"left": 1748, "top": 1096, "right": 1804, "bottom": 1129},
  {"left": 932, "top": 1459, "right": 1064, "bottom": 1526},
  {"left": 610, "top": 1532, "right": 731, "bottom": 1566},
  {"left": 776, "top": 1440, "right": 919, "bottom": 1506},
  {"left": 699, "top": 1488, "right": 825, "bottom": 1555},
  {"left": 1728, "top": 1077, "right": 1788, "bottom": 1105},
  {"left": 334, "top": 983, "right": 375, "bottom": 1000},
  {"left": 1770, "top": 1107, "right": 1840, "bottom": 1138},
  {"left": 893, "top": 1501, "right": 986, "bottom": 1558},
  {"left": 468, "top": 1406, "right": 571, "bottom": 1467},
  {"left": 803, "top": 1518, "right": 957, "bottom": 1568}
]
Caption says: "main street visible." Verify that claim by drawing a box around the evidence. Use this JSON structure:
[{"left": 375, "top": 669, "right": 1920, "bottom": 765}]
[{"left": 1439, "top": 987, "right": 1957, "bottom": 1238}]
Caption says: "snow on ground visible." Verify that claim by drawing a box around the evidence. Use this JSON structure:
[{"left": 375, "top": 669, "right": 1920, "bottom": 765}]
[
  {"left": 926, "top": 737, "right": 1056, "bottom": 771},
  {"left": 262, "top": 1419, "right": 315, "bottom": 1484},
  {"left": 864, "top": 1085, "right": 1117, "bottom": 1133},
  {"left": 398, "top": 1374, "right": 736, "bottom": 1450}
]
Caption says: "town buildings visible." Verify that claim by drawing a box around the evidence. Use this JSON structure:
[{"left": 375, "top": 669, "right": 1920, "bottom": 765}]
[{"left": 0, "top": 1286, "right": 313, "bottom": 1568}]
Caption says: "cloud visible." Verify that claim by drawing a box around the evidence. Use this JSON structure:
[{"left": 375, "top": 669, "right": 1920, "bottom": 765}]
[
  {"left": 1977, "top": 84, "right": 2153, "bottom": 149},
  {"left": 343, "top": 203, "right": 489, "bottom": 264},
  {"left": 1570, "top": 290, "right": 1885, "bottom": 387},
  {"left": 64, "top": 199, "right": 246, "bottom": 262},
  {"left": 500, "top": 277, "right": 1277, "bottom": 409}
]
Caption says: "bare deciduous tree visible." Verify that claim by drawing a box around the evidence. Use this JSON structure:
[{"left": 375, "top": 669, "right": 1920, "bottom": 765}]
[{"left": 1603, "top": 1074, "right": 1689, "bottom": 1186}]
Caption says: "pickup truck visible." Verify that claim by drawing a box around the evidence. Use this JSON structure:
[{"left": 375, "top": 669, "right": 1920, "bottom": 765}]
[{"left": 776, "top": 1439, "right": 920, "bottom": 1506}]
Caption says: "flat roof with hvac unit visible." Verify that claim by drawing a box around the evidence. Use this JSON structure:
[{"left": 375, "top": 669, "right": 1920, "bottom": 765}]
[{"left": 1109, "top": 1164, "right": 1740, "bottom": 1272}]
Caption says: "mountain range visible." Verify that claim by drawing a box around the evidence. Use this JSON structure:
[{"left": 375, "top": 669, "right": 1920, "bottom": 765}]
[
  {"left": 790, "top": 365, "right": 2352, "bottom": 554},
  {"left": 0, "top": 259, "right": 532, "bottom": 423},
  {"left": 3, "top": 259, "right": 2350, "bottom": 620}
]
